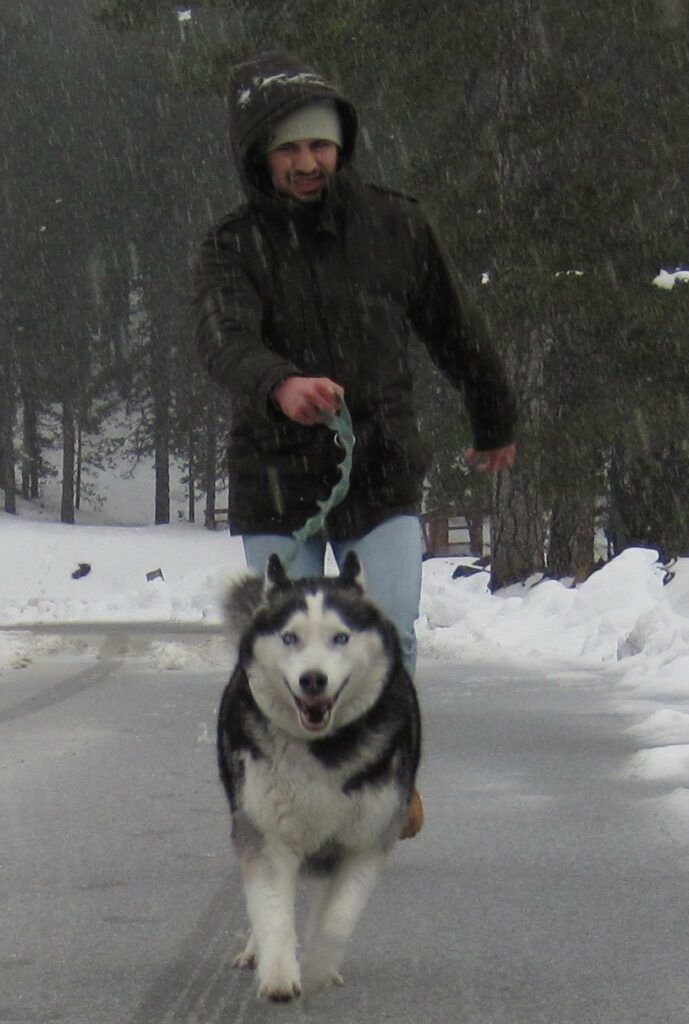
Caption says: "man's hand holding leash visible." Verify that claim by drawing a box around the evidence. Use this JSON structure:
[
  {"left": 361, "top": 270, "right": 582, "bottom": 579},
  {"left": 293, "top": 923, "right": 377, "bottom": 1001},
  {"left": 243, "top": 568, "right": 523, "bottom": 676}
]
[{"left": 273, "top": 375, "right": 344, "bottom": 425}]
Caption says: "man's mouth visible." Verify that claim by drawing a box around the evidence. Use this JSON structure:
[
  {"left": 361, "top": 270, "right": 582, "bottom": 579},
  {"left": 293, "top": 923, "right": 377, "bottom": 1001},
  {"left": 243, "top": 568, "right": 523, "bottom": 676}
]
[{"left": 293, "top": 175, "right": 323, "bottom": 193}]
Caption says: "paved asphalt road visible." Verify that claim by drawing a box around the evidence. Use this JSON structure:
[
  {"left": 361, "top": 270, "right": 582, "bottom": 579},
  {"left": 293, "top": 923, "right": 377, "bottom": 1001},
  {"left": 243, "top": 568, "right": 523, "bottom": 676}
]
[{"left": 1, "top": 630, "right": 688, "bottom": 1024}]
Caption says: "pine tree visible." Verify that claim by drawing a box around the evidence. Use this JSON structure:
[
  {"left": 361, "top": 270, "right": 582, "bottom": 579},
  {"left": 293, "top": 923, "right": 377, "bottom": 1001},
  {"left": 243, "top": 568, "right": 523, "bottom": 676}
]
[{"left": 13, "top": 0, "right": 685, "bottom": 564}]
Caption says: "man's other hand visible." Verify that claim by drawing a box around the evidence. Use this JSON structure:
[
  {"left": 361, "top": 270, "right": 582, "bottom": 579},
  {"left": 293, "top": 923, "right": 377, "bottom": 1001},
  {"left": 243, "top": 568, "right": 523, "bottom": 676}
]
[{"left": 464, "top": 443, "right": 516, "bottom": 473}]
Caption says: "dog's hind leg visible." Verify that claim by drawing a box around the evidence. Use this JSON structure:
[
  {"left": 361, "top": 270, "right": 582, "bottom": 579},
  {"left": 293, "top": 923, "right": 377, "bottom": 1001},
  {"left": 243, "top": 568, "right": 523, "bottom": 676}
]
[
  {"left": 302, "top": 850, "right": 385, "bottom": 993},
  {"left": 241, "top": 847, "right": 302, "bottom": 1002},
  {"left": 304, "top": 878, "right": 344, "bottom": 987}
]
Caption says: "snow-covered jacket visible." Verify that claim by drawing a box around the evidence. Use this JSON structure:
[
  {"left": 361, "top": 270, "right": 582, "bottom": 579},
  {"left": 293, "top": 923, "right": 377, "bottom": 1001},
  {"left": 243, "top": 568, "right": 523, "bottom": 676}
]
[{"left": 194, "top": 52, "right": 516, "bottom": 540}]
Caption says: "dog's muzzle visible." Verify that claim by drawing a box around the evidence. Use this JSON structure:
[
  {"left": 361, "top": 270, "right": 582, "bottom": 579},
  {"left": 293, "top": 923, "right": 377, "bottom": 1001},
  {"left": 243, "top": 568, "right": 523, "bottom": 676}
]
[
  {"left": 279, "top": 668, "right": 353, "bottom": 733},
  {"left": 294, "top": 670, "right": 332, "bottom": 731}
]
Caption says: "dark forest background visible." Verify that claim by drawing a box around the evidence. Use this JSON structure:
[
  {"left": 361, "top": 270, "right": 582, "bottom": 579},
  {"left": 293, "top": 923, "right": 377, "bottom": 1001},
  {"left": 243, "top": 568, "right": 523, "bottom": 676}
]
[{"left": 1, "top": 0, "right": 688, "bottom": 588}]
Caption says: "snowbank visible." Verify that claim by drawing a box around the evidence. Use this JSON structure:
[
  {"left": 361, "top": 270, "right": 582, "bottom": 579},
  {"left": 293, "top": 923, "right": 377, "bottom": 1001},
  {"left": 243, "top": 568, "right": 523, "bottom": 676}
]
[
  {"left": 3, "top": 515, "right": 689, "bottom": 678},
  {"left": 2, "top": 513, "right": 689, "bottom": 799}
]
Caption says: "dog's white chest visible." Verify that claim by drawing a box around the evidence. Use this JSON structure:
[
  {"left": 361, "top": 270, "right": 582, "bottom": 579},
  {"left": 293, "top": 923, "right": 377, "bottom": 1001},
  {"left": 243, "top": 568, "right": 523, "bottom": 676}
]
[
  {"left": 241, "top": 735, "right": 398, "bottom": 855},
  {"left": 242, "top": 739, "right": 347, "bottom": 852}
]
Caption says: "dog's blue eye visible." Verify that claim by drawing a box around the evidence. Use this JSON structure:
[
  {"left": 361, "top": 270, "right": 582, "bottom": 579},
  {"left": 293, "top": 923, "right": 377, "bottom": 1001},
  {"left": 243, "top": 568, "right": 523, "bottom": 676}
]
[
  {"left": 281, "top": 631, "right": 298, "bottom": 646},
  {"left": 333, "top": 632, "right": 350, "bottom": 645}
]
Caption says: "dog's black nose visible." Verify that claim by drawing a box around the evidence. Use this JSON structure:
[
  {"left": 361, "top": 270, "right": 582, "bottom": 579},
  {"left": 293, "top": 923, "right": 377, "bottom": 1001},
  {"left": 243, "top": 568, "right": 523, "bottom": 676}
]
[{"left": 299, "top": 671, "right": 328, "bottom": 695}]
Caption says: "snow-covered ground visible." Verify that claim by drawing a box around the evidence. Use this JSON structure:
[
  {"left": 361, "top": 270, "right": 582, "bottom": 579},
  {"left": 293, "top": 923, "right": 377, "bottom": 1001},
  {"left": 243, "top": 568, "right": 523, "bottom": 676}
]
[{"left": 2, "top": 492, "right": 689, "bottom": 820}]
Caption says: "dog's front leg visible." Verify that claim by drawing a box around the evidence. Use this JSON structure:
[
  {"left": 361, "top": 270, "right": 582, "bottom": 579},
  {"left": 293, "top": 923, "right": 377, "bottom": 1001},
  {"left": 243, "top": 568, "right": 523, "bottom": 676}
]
[
  {"left": 302, "top": 850, "right": 385, "bottom": 993},
  {"left": 240, "top": 845, "right": 301, "bottom": 1002}
]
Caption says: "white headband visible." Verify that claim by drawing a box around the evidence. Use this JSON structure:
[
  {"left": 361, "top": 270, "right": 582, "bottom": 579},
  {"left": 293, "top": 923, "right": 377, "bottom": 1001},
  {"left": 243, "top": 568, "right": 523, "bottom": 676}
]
[{"left": 264, "top": 100, "right": 342, "bottom": 152}]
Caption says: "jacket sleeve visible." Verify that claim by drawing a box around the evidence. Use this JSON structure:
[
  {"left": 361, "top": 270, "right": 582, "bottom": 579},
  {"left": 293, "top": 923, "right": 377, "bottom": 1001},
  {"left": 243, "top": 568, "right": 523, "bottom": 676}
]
[
  {"left": 407, "top": 220, "right": 517, "bottom": 451},
  {"left": 193, "top": 222, "right": 302, "bottom": 418}
]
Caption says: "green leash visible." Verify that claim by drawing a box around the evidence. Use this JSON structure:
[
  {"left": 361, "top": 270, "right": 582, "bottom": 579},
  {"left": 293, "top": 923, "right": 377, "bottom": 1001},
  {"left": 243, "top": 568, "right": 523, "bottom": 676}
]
[{"left": 283, "top": 401, "right": 356, "bottom": 568}]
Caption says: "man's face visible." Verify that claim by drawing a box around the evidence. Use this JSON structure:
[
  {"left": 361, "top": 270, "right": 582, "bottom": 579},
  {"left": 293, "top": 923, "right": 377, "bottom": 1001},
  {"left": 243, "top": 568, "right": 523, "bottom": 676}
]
[{"left": 266, "top": 139, "right": 339, "bottom": 203}]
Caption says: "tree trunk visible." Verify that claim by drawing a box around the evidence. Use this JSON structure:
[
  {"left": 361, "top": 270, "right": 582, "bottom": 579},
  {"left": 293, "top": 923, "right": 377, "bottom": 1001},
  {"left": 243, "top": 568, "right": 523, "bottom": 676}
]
[
  {"left": 608, "top": 439, "right": 689, "bottom": 561},
  {"left": 489, "top": 325, "right": 548, "bottom": 590},
  {"left": 154, "top": 443, "right": 170, "bottom": 525},
  {"left": 0, "top": 454, "right": 15, "bottom": 514},
  {"left": 187, "top": 440, "right": 195, "bottom": 523},
  {"left": 151, "top": 322, "right": 171, "bottom": 525},
  {"left": 548, "top": 486, "right": 595, "bottom": 581},
  {"left": 490, "top": 460, "right": 545, "bottom": 589},
  {"left": 75, "top": 421, "right": 82, "bottom": 510},
  {"left": 61, "top": 397, "right": 76, "bottom": 524},
  {"left": 0, "top": 351, "right": 17, "bottom": 514},
  {"left": 142, "top": 264, "right": 172, "bottom": 525},
  {"left": 467, "top": 514, "right": 484, "bottom": 559},
  {"left": 488, "top": 2, "right": 549, "bottom": 590},
  {"left": 203, "top": 403, "right": 217, "bottom": 529},
  {"left": 465, "top": 489, "right": 485, "bottom": 558},
  {"left": 21, "top": 392, "right": 40, "bottom": 500}
]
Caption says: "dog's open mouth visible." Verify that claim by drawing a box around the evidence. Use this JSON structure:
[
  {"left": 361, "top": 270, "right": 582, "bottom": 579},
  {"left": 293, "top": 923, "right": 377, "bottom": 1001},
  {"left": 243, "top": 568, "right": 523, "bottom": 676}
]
[{"left": 294, "top": 696, "right": 334, "bottom": 732}]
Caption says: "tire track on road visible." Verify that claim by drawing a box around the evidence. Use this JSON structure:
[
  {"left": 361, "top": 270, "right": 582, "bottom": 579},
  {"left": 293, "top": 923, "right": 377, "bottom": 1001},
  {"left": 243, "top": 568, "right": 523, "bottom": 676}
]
[
  {"left": 125, "top": 877, "right": 252, "bottom": 1024},
  {"left": 0, "top": 632, "right": 128, "bottom": 725}
]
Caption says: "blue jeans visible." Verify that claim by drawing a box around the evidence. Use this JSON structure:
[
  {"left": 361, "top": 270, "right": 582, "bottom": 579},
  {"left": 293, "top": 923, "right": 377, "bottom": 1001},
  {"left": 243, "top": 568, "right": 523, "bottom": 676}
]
[{"left": 242, "top": 515, "right": 424, "bottom": 677}]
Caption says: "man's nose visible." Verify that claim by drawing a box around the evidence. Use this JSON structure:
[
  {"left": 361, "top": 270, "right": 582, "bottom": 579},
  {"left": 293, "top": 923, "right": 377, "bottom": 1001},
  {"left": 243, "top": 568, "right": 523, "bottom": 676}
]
[{"left": 293, "top": 144, "right": 318, "bottom": 173}]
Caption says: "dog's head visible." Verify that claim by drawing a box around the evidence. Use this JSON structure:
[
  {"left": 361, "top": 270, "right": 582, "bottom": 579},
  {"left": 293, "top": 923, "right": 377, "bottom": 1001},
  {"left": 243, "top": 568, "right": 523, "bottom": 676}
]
[{"left": 236, "top": 552, "right": 398, "bottom": 740}]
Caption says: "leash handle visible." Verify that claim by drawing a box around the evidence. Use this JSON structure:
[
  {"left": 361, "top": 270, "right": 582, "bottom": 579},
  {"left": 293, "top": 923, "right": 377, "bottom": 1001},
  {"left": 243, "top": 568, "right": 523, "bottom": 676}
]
[{"left": 283, "top": 401, "right": 355, "bottom": 566}]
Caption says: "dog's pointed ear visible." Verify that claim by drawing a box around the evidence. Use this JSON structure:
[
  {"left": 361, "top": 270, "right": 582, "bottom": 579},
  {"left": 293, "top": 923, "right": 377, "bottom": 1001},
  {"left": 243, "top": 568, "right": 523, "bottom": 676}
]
[
  {"left": 264, "top": 553, "right": 290, "bottom": 596},
  {"left": 340, "top": 550, "right": 365, "bottom": 590}
]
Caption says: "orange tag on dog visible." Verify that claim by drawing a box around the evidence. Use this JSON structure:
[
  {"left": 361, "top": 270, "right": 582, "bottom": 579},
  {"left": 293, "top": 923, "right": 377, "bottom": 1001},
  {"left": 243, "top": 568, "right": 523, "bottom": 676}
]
[{"left": 400, "top": 789, "right": 424, "bottom": 840}]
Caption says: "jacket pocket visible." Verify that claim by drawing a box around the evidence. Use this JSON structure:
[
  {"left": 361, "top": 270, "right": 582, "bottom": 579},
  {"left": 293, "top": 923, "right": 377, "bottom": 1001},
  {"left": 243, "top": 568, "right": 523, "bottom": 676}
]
[{"left": 353, "top": 415, "right": 428, "bottom": 496}]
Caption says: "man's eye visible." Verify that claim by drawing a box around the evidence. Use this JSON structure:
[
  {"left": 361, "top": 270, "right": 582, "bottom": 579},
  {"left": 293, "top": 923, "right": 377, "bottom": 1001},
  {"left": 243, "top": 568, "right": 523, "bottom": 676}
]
[
  {"left": 333, "top": 632, "right": 350, "bottom": 645},
  {"left": 281, "top": 631, "right": 298, "bottom": 646}
]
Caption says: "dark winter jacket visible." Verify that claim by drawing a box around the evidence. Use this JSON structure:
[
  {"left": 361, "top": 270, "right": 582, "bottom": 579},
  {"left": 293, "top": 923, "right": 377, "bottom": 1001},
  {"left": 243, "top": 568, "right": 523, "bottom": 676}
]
[{"left": 194, "top": 53, "right": 517, "bottom": 541}]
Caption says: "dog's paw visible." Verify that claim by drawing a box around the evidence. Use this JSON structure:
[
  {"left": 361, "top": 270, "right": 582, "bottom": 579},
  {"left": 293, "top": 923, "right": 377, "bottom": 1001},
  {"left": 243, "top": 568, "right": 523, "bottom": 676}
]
[
  {"left": 233, "top": 934, "right": 257, "bottom": 971},
  {"left": 258, "top": 974, "right": 302, "bottom": 1003},
  {"left": 301, "top": 961, "right": 343, "bottom": 994},
  {"left": 258, "top": 957, "right": 302, "bottom": 1003},
  {"left": 233, "top": 949, "right": 257, "bottom": 970}
]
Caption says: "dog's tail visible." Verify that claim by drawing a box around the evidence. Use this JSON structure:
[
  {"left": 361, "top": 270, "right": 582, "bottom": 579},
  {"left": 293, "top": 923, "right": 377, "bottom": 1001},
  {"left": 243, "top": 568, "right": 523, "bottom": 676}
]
[{"left": 223, "top": 573, "right": 265, "bottom": 646}]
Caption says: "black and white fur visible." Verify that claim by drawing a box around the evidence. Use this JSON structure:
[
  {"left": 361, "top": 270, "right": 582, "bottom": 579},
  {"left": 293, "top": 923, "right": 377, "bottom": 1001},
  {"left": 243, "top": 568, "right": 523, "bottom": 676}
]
[{"left": 217, "top": 551, "right": 421, "bottom": 1002}]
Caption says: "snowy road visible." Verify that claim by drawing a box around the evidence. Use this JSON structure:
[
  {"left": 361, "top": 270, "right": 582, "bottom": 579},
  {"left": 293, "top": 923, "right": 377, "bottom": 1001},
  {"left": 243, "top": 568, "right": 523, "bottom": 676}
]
[{"left": 2, "top": 631, "right": 688, "bottom": 1024}]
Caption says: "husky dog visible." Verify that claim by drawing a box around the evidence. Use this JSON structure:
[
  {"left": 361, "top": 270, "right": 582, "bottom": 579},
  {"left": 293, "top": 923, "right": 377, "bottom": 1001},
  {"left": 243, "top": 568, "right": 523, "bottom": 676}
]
[{"left": 217, "top": 551, "right": 421, "bottom": 1002}]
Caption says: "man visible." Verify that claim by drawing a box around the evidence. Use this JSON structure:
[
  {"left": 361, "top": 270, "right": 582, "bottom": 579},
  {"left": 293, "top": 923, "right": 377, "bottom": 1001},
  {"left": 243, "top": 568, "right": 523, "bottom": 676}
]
[{"left": 194, "top": 52, "right": 516, "bottom": 677}]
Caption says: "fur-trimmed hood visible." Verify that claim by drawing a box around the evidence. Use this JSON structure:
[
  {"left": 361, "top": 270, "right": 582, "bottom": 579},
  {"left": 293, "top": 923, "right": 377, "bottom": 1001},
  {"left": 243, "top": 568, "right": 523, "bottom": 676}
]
[{"left": 226, "top": 52, "right": 358, "bottom": 198}]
